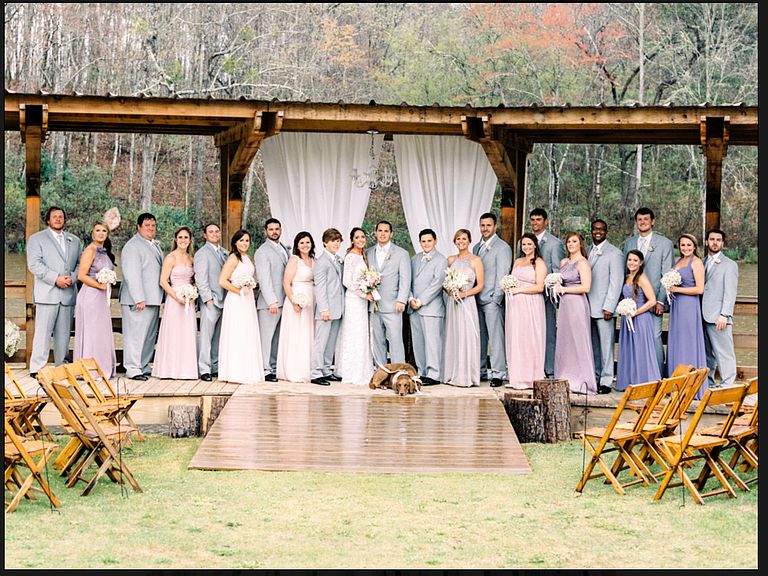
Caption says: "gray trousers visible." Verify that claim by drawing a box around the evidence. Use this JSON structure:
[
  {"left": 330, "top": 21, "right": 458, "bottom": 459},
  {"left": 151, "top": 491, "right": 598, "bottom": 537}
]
[
  {"left": 257, "top": 307, "right": 282, "bottom": 375},
  {"left": 197, "top": 302, "right": 223, "bottom": 375},
  {"left": 121, "top": 304, "right": 160, "bottom": 377},
  {"left": 544, "top": 299, "right": 557, "bottom": 377},
  {"left": 410, "top": 314, "right": 443, "bottom": 380},
  {"left": 479, "top": 300, "right": 507, "bottom": 380},
  {"left": 311, "top": 318, "right": 341, "bottom": 378},
  {"left": 29, "top": 303, "right": 74, "bottom": 372},
  {"left": 704, "top": 322, "right": 737, "bottom": 387},
  {"left": 651, "top": 311, "right": 665, "bottom": 374},
  {"left": 370, "top": 311, "right": 405, "bottom": 366},
  {"left": 590, "top": 316, "right": 616, "bottom": 387}
]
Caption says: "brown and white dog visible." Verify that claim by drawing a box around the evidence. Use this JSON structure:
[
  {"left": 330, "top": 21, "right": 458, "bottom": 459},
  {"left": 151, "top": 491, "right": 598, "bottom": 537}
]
[{"left": 369, "top": 363, "right": 422, "bottom": 395}]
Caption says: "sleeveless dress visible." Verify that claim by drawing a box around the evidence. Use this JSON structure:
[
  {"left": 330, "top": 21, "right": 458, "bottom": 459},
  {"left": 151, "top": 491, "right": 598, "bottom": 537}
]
[
  {"left": 616, "top": 283, "right": 662, "bottom": 391},
  {"left": 554, "top": 259, "right": 596, "bottom": 394},
  {"left": 665, "top": 257, "right": 707, "bottom": 398},
  {"left": 74, "top": 247, "right": 117, "bottom": 378},
  {"left": 152, "top": 263, "right": 198, "bottom": 379},
  {"left": 336, "top": 252, "right": 374, "bottom": 385},
  {"left": 504, "top": 263, "right": 545, "bottom": 389},
  {"left": 218, "top": 255, "right": 265, "bottom": 384},
  {"left": 276, "top": 256, "right": 315, "bottom": 382},
  {"left": 442, "top": 256, "right": 480, "bottom": 387}
]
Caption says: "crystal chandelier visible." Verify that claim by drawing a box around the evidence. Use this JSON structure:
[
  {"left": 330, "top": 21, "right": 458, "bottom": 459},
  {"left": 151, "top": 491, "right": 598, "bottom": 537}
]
[{"left": 351, "top": 129, "right": 397, "bottom": 191}]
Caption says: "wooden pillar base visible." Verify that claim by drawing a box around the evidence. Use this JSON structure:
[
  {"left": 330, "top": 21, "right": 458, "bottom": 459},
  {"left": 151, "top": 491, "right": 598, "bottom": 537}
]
[{"left": 533, "top": 378, "right": 571, "bottom": 443}]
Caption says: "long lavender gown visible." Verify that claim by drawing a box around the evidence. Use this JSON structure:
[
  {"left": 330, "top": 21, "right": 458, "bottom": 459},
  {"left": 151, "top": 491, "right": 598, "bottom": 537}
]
[
  {"left": 616, "top": 283, "right": 661, "bottom": 391},
  {"left": 554, "top": 259, "right": 596, "bottom": 394},
  {"left": 665, "top": 258, "right": 707, "bottom": 398},
  {"left": 151, "top": 264, "right": 198, "bottom": 379},
  {"left": 74, "top": 247, "right": 117, "bottom": 378},
  {"left": 442, "top": 256, "right": 480, "bottom": 387},
  {"left": 505, "top": 264, "right": 545, "bottom": 389}
]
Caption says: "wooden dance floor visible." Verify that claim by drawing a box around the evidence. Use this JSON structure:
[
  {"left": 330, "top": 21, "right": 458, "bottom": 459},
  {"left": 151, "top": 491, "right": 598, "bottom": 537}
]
[{"left": 189, "top": 387, "right": 531, "bottom": 474}]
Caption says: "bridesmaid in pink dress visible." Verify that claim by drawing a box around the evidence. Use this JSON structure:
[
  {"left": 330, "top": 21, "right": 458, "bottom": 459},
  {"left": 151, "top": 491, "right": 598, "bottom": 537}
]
[
  {"left": 505, "top": 233, "right": 547, "bottom": 389},
  {"left": 151, "top": 227, "right": 199, "bottom": 380},
  {"left": 276, "top": 231, "right": 316, "bottom": 382}
]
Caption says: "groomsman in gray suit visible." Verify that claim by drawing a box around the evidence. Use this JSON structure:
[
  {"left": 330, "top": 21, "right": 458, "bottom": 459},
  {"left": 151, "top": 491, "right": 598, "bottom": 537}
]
[
  {"left": 407, "top": 228, "right": 448, "bottom": 385},
  {"left": 194, "top": 223, "right": 228, "bottom": 381},
  {"left": 310, "top": 228, "right": 345, "bottom": 386},
  {"left": 475, "top": 212, "right": 513, "bottom": 387},
  {"left": 517, "top": 208, "right": 563, "bottom": 378},
  {"left": 119, "top": 212, "right": 163, "bottom": 380},
  {"left": 26, "top": 206, "right": 82, "bottom": 376},
  {"left": 254, "top": 218, "right": 290, "bottom": 381},
  {"left": 366, "top": 220, "right": 411, "bottom": 366},
  {"left": 701, "top": 228, "right": 739, "bottom": 388},
  {"left": 586, "top": 219, "right": 624, "bottom": 394},
  {"left": 621, "top": 207, "right": 674, "bottom": 373}
]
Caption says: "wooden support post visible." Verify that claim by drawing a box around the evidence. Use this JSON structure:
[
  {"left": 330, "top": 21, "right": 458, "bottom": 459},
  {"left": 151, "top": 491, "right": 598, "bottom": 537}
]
[
  {"left": 533, "top": 378, "right": 571, "bottom": 443},
  {"left": 700, "top": 116, "right": 729, "bottom": 232}
]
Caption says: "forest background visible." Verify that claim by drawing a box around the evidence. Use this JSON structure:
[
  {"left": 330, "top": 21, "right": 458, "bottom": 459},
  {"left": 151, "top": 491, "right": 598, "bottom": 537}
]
[{"left": 3, "top": 3, "right": 758, "bottom": 258}]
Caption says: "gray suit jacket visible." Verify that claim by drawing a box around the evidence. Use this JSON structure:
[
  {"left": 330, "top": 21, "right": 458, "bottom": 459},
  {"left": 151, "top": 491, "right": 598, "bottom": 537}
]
[
  {"left": 365, "top": 243, "right": 411, "bottom": 313},
  {"left": 118, "top": 233, "right": 164, "bottom": 306},
  {"left": 701, "top": 254, "right": 738, "bottom": 324},
  {"left": 587, "top": 241, "right": 624, "bottom": 318},
  {"left": 622, "top": 233, "right": 674, "bottom": 306},
  {"left": 518, "top": 231, "right": 564, "bottom": 275},
  {"left": 408, "top": 250, "right": 447, "bottom": 318},
  {"left": 313, "top": 250, "right": 345, "bottom": 320},
  {"left": 474, "top": 235, "right": 513, "bottom": 305},
  {"left": 194, "top": 242, "right": 227, "bottom": 308},
  {"left": 254, "top": 240, "right": 290, "bottom": 310},
  {"left": 27, "top": 228, "right": 82, "bottom": 305}
]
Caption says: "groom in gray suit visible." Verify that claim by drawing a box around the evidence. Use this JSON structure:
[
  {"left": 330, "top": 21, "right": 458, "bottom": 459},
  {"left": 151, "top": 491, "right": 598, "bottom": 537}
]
[
  {"left": 475, "top": 212, "right": 513, "bottom": 387},
  {"left": 622, "top": 207, "right": 674, "bottom": 373},
  {"left": 119, "top": 212, "right": 163, "bottom": 380},
  {"left": 586, "top": 219, "right": 624, "bottom": 394},
  {"left": 310, "top": 228, "right": 345, "bottom": 386},
  {"left": 194, "top": 223, "right": 228, "bottom": 381},
  {"left": 254, "top": 218, "right": 290, "bottom": 381},
  {"left": 26, "top": 206, "right": 82, "bottom": 376},
  {"left": 367, "top": 220, "right": 411, "bottom": 366},
  {"left": 701, "top": 228, "right": 739, "bottom": 388},
  {"left": 407, "top": 228, "right": 447, "bottom": 385}
]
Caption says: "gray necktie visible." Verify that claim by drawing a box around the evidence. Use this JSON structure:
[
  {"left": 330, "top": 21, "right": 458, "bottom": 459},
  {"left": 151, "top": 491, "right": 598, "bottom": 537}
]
[
  {"left": 57, "top": 234, "right": 65, "bottom": 254},
  {"left": 588, "top": 246, "right": 598, "bottom": 266},
  {"left": 638, "top": 237, "right": 648, "bottom": 255}
]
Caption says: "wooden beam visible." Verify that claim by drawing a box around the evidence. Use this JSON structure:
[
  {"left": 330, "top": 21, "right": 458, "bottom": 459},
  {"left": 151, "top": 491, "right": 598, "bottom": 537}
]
[{"left": 700, "top": 116, "right": 730, "bottom": 232}]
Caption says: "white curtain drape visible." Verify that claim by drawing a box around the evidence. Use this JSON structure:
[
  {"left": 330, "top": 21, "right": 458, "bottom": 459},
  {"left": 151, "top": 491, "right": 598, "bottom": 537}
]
[
  {"left": 261, "top": 132, "right": 384, "bottom": 251},
  {"left": 394, "top": 135, "right": 498, "bottom": 254}
]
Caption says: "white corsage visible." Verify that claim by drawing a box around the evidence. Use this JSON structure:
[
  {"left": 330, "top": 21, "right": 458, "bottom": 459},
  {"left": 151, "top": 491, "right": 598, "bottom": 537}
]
[
  {"left": 499, "top": 274, "right": 519, "bottom": 296},
  {"left": 660, "top": 269, "right": 682, "bottom": 305},
  {"left": 176, "top": 284, "right": 199, "bottom": 313},
  {"left": 293, "top": 292, "right": 309, "bottom": 309},
  {"left": 5, "top": 319, "right": 21, "bottom": 358},
  {"left": 616, "top": 298, "right": 637, "bottom": 333},
  {"left": 544, "top": 272, "right": 563, "bottom": 303}
]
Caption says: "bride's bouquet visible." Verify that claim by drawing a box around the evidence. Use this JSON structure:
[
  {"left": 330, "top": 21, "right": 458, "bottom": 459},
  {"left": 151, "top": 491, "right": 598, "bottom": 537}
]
[
  {"left": 96, "top": 268, "right": 117, "bottom": 305},
  {"left": 233, "top": 276, "right": 257, "bottom": 301},
  {"left": 443, "top": 267, "right": 470, "bottom": 302},
  {"left": 353, "top": 268, "right": 382, "bottom": 311},
  {"left": 544, "top": 272, "right": 563, "bottom": 303},
  {"left": 5, "top": 319, "right": 21, "bottom": 358},
  {"left": 293, "top": 292, "right": 309, "bottom": 309},
  {"left": 176, "top": 284, "right": 199, "bottom": 313},
  {"left": 660, "top": 269, "right": 682, "bottom": 305},
  {"left": 615, "top": 298, "right": 637, "bottom": 333},
  {"left": 499, "top": 273, "right": 519, "bottom": 296}
]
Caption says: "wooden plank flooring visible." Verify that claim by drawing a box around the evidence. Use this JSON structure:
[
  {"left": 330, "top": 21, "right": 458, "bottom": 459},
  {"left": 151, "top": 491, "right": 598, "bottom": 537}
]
[{"left": 188, "top": 388, "right": 531, "bottom": 473}]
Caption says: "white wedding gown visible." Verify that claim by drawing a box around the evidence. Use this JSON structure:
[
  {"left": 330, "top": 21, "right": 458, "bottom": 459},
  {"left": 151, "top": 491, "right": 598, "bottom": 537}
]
[{"left": 336, "top": 251, "right": 374, "bottom": 385}]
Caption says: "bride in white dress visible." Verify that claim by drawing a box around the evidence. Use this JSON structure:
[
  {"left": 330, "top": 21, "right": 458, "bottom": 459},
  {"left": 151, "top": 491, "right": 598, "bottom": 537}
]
[{"left": 336, "top": 227, "right": 375, "bottom": 385}]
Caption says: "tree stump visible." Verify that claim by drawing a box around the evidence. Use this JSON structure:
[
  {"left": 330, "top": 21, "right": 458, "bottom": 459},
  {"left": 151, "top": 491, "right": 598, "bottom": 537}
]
[
  {"left": 168, "top": 404, "right": 201, "bottom": 438},
  {"left": 503, "top": 393, "right": 546, "bottom": 443},
  {"left": 533, "top": 378, "right": 571, "bottom": 443},
  {"left": 200, "top": 395, "right": 229, "bottom": 436}
]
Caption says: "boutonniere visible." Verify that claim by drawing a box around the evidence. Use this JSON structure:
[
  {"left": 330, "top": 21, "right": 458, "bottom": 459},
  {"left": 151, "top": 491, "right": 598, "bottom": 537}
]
[
  {"left": 539, "top": 236, "right": 547, "bottom": 244},
  {"left": 647, "top": 243, "right": 655, "bottom": 253},
  {"left": 335, "top": 255, "right": 343, "bottom": 266},
  {"left": 423, "top": 253, "right": 433, "bottom": 262},
  {"left": 385, "top": 253, "right": 392, "bottom": 261}
]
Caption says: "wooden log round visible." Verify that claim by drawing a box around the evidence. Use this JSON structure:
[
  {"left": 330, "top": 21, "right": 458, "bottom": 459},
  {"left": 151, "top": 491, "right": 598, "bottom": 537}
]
[
  {"left": 200, "top": 395, "right": 229, "bottom": 436},
  {"left": 503, "top": 394, "right": 546, "bottom": 443},
  {"left": 168, "top": 404, "right": 201, "bottom": 438},
  {"left": 533, "top": 378, "right": 571, "bottom": 443}
]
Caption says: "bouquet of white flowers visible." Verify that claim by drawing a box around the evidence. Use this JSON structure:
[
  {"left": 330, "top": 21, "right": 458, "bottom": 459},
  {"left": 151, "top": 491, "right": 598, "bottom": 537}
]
[
  {"left": 176, "top": 284, "right": 199, "bottom": 313},
  {"left": 615, "top": 298, "right": 637, "bottom": 333},
  {"left": 353, "top": 268, "right": 383, "bottom": 311},
  {"left": 233, "top": 277, "right": 257, "bottom": 290},
  {"left": 443, "top": 267, "right": 470, "bottom": 301},
  {"left": 544, "top": 272, "right": 563, "bottom": 303},
  {"left": 293, "top": 292, "right": 309, "bottom": 309},
  {"left": 5, "top": 319, "right": 21, "bottom": 358},
  {"left": 96, "top": 268, "right": 117, "bottom": 285},
  {"left": 499, "top": 273, "right": 519, "bottom": 296},
  {"left": 660, "top": 269, "right": 682, "bottom": 305}
]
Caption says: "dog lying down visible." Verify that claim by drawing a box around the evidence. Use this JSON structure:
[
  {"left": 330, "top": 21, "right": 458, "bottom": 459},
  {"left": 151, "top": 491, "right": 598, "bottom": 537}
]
[{"left": 368, "top": 363, "right": 422, "bottom": 395}]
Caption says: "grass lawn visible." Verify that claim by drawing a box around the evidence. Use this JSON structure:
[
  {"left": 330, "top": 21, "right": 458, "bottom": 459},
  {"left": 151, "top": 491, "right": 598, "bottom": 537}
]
[{"left": 4, "top": 433, "right": 758, "bottom": 569}]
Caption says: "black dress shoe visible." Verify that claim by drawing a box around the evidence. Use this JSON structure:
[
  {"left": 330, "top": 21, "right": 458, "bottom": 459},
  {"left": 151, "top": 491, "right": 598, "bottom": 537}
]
[
  {"left": 200, "top": 373, "right": 212, "bottom": 382},
  {"left": 490, "top": 378, "right": 504, "bottom": 388},
  {"left": 30, "top": 372, "right": 38, "bottom": 379},
  {"left": 597, "top": 384, "right": 612, "bottom": 395},
  {"left": 325, "top": 374, "right": 342, "bottom": 382},
  {"left": 421, "top": 376, "right": 439, "bottom": 386},
  {"left": 265, "top": 373, "right": 278, "bottom": 382},
  {"left": 130, "top": 374, "right": 148, "bottom": 381},
  {"left": 211, "top": 372, "right": 218, "bottom": 378},
  {"left": 311, "top": 377, "right": 330, "bottom": 386}
]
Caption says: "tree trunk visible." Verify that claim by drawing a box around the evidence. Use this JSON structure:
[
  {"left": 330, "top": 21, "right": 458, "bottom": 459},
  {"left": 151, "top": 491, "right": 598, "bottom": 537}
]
[
  {"left": 503, "top": 394, "right": 546, "bottom": 443},
  {"left": 533, "top": 378, "right": 572, "bottom": 443},
  {"left": 200, "top": 395, "right": 229, "bottom": 436},
  {"left": 168, "top": 404, "right": 201, "bottom": 437},
  {"left": 139, "top": 133, "right": 156, "bottom": 211},
  {"left": 193, "top": 136, "right": 205, "bottom": 230}
]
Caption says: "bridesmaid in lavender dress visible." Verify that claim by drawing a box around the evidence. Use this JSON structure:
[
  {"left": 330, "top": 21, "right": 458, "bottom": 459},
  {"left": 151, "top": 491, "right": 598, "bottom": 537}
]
[
  {"left": 152, "top": 227, "right": 198, "bottom": 380},
  {"left": 554, "top": 232, "right": 596, "bottom": 394},
  {"left": 442, "top": 229, "right": 484, "bottom": 388},
  {"left": 505, "top": 233, "right": 546, "bottom": 389},
  {"left": 665, "top": 233, "right": 707, "bottom": 398},
  {"left": 616, "top": 250, "right": 662, "bottom": 391},
  {"left": 276, "top": 231, "right": 316, "bottom": 382},
  {"left": 74, "top": 222, "right": 117, "bottom": 378}
]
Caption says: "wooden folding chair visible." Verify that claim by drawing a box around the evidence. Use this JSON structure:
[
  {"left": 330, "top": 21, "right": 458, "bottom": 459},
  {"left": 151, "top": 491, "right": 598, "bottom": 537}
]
[
  {"left": 575, "top": 380, "right": 661, "bottom": 495},
  {"left": 653, "top": 382, "right": 748, "bottom": 504},
  {"left": 4, "top": 414, "right": 61, "bottom": 512},
  {"left": 4, "top": 362, "right": 54, "bottom": 441}
]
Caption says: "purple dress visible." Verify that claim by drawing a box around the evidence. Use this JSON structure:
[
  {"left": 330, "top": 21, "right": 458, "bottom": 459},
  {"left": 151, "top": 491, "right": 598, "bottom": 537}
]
[
  {"left": 665, "top": 258, "right": 707, "bottom": 398},
  {"left": 74, "top": 247, "right": 117, "bottom": 378},
  {"left": 151, "top": 264, "right": 198, "bottom": 379},
  {"left": 616, "top": 283, "right": 661, "bottom": 391},
  {"left": 554, "top": 259, "right": 596, "bottom": 394}
]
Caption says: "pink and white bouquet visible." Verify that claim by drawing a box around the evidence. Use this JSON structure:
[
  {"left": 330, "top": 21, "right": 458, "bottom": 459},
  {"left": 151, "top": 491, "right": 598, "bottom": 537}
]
[
  {"left": 293, "top": 292, "right": 309, "bottom": 309},
  {"left": 443, "top": 267, "right": 470, "bottom": 301},
  {"left": 660, "top": 269, "right": 682, "bottom": 305},
  {"left": 176, "top": 284, "right": 198, "bottom": 313},
  {"left": 615, "top": 298, "right": 637, "bottom": 333},
  {"left": 96, "top": 268, "right": 117, "bottom": 286},
  {"left": 353, "top": 268, "right": 382, "bottom": 310},
  {"left": 233, "top": 277, "right": 257, "bottom": 291},
  {"left": 544, "top": 272, "right": 563, "bottom": 303},
  {"left": 499, "top": 273, "right": 519, "bottom": 296}
]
